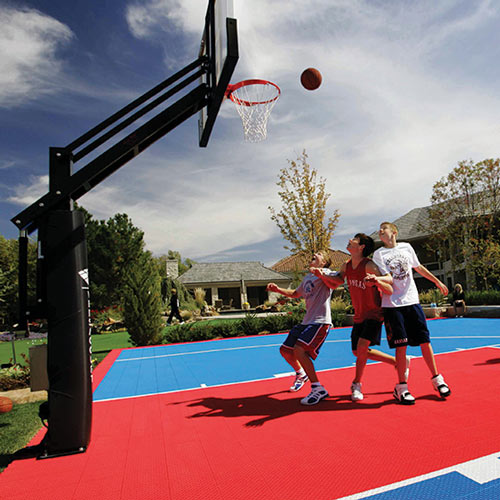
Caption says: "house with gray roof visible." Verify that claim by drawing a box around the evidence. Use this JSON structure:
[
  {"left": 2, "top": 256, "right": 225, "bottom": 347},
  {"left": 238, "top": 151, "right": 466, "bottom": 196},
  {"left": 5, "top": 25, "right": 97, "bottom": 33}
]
[{"left": 178, "top": 261, "right": 291, "bottom": 309}]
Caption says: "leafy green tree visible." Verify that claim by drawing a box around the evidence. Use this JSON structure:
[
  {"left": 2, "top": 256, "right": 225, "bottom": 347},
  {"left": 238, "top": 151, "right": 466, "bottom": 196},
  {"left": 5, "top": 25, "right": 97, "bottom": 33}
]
[
  {"left": 426, "top": 158, "right": 500, "bottom": 289},
  {"left": 0, "top": 234, "right": 37, "bottom": 328},
  {"left": 268, "top": 150, "right": 340, "bottom": 255},
  {"left": 122, "top": 252, "right": 164, "bottom": 346}
]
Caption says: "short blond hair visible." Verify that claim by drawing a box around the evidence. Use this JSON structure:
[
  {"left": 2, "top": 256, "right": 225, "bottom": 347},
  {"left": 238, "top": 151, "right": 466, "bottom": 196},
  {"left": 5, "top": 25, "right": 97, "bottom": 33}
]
[
  {"left": 317, "top": 250, "right": 332, "bottom": 268},
  {"left": 380, "top": 221, "right": 398, "bottom": 234}
]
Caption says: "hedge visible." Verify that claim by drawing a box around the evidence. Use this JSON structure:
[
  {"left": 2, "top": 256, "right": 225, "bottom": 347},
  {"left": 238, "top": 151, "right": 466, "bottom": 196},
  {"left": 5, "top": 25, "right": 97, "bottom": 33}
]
[{"left": 163, "top": 310, "right": 347, "bottom": 345}]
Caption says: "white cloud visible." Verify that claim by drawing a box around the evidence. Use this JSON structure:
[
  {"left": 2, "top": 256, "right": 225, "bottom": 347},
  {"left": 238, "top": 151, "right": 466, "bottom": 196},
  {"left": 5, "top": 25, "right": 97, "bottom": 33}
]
[
  {"left": 8, "top": 175, "right": 49, "bottom": 206},
  {"left": 0, "top": 6, "right": 73, "bottom": 107},
  {"left": 5, "top": 0, "right": 500, "bottom": 265}
]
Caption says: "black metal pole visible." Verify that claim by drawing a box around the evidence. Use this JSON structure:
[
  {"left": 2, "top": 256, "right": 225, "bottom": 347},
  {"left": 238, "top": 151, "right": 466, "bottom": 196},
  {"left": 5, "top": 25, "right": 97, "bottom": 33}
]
[
  {"left": 38, "top": 209, "right": 92, "bottom": 458},
  {"left": 18, "top": 230, "right": 29, "bottom": 337}
]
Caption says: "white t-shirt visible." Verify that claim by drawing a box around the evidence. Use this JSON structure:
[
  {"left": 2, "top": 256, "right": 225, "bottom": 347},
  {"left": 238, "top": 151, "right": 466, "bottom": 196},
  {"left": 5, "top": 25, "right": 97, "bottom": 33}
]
[
  {"left": 373, "top": 242, "right": 421, "bottom": 308},
  {"left": 296, "top": 271, "right": 333, "bottom": 325}
]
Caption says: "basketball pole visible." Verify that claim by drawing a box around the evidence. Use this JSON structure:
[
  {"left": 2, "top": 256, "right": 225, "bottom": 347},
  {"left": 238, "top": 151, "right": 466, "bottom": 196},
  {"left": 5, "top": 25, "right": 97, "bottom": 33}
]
[
  {"left": 38, "top": 208, "right": 92, "bottom": 458},
  {"left": 11, "top": 0, "right": 238, "bottom": 459}
]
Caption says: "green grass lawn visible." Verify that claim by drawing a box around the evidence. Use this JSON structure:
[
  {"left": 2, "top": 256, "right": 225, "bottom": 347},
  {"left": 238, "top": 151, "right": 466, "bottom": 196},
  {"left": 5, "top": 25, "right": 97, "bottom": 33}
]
[
  {"left": 0, "top": 401, "right": 44, "bottom": 473},
  {"left": 0, "top": 331, "right": 134, "bottom": 367},
  {"left": 0, "top": 318, "right": 242, "bottom": 367}
]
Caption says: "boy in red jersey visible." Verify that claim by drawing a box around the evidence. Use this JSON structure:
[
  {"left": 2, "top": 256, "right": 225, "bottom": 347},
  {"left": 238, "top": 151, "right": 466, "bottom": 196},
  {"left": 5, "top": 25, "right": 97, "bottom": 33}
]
[{"left": 311, "top": 234, "right": 407, "bottom": 401}]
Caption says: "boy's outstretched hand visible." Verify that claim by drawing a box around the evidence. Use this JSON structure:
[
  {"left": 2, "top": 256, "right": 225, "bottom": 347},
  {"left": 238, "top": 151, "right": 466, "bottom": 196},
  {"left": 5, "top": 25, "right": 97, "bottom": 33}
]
[{"left": 309, "top": 267, "right": 324, "bottom": 277}]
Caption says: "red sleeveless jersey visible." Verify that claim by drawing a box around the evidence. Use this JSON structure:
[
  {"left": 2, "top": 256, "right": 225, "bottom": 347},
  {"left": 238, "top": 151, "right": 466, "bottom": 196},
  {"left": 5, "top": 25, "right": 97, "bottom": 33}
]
[{"left": 345, "top": 258, "right": 383, "bottom": 323}]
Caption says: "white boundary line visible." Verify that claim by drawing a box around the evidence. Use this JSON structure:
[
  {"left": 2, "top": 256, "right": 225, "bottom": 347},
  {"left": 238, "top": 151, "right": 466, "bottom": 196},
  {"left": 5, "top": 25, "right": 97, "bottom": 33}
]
[
  {"left": 94, "top": 344, "right": 500, "bottom": 403},
  {"left": 114, "top": 336, "right": 500, "bottom": 363},
  {"left": 335, "top": 451, "right": 500, "bottom": 499}
]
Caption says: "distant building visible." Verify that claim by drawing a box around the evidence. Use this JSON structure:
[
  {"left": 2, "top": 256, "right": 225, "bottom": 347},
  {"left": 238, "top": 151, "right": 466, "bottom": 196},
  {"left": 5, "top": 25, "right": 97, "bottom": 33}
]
[{"left": 178, "top": 261, "right": 291, "bottom": 309}]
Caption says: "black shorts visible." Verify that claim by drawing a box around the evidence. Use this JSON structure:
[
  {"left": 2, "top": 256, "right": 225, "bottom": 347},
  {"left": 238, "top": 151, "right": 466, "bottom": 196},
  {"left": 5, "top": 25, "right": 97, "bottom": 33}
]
[
  {"left": 383, "top": 304, "right": 431, "bottom": 349},
  {"left": 351, "top": 319, "right": 383, "bottom": 351}
]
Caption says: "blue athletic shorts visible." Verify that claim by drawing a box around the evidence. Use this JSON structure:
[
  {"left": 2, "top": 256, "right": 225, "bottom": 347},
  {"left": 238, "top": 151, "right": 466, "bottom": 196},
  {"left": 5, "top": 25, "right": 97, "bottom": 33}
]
[
  {"left": 351, "top": 319, "right": 383, "bottom": 351},
  {"left": 383, "top": 304, "right": 431, "bottom": 349},
  {"left": 282, "top": 323, "right": 330, "bottom": 360}
]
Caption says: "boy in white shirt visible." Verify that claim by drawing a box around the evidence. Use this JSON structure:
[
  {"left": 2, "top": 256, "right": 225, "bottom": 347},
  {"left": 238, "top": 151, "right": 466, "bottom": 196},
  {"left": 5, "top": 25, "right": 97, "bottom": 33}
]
[{"left": 373, "top": 222, "right": 451, "bottom": 405}]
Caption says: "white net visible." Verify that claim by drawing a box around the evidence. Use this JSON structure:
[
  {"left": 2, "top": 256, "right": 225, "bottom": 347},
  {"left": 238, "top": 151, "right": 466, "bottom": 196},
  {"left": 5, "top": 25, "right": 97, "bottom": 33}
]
[{"left": 228, "top": 81, "right": 280, "bottom": 142}]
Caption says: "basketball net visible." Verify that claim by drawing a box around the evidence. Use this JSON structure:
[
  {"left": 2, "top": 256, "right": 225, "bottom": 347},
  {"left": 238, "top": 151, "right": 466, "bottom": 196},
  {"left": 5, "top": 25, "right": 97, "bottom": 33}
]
[{"left": 225, "top": 80, "right": 280, "bottom": 142}]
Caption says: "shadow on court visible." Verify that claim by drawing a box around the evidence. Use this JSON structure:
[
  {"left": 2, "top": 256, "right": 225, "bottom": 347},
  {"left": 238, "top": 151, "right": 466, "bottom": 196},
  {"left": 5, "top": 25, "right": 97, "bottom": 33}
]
[
  {"left": 170, "top": 389, "right": 395, "bottom": 427},
  {"left": 475, "top": 357, "right": 500, "bottom": 365}
]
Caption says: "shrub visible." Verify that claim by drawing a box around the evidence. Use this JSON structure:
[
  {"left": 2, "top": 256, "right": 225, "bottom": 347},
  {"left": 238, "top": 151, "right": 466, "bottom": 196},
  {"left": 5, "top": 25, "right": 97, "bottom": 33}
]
[
  {"left": 194, "top": 288, "right": 206, "bottom": 310},
  {"left": 210, "top": 322, "right": 240, "bottom": 338},
  {"left": 282, "top": 300, "right": 306, "bottom": 324},
  {"left": 465, "top": 290, "right": 500, "bottom": 305},
  {"left": 123, "top": 255, "right": 164, "bottom": 346},
  {"left": 238, "top": 313, "right": 262, "bottom": 336},
  {"left": 261, "top": 314, "right": 292, "bottom": 333},
  {"left": 331, "top": 311, "right": 346, "bottom": 327},
  {"left": 419, "top": 289, "right": 447, "bottom": 306},
  {"left": 0, "top": 363, "right": 30, "bottom": 391}
]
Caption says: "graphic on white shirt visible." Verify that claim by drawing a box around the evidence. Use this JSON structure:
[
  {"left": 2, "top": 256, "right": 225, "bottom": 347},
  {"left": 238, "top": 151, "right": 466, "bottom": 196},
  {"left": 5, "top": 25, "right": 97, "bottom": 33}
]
[{"left": 384, "top": 253, "right": 411, "bottom": 281}]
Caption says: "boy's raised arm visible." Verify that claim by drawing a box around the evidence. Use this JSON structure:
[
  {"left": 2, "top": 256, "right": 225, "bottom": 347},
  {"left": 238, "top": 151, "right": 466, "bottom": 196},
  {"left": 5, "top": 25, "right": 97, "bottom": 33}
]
[
  {"left": 310, "top": 265, "right": 345, "bottom": 289},
  {"left": 266, "top": 282, "right": 301, "bottom": 298},
  {"left": 414, "top": 265, "right": 449, "bottom": 295}
]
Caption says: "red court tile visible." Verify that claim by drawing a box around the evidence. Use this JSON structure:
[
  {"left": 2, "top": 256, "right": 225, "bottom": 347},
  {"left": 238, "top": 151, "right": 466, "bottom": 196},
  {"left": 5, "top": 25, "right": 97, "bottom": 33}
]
[{"left": 2, "top": 347, "right": 500, "bottom": 500}]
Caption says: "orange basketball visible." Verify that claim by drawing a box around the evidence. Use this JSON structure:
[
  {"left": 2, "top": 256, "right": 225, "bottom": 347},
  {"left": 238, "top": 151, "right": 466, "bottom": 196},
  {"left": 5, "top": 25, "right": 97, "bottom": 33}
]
[
  {"left": 0, "top": 396, "right": 13, "bottom": 414},
  {"left": 300, "top": 67, "right": 322, "bottom": 90}
]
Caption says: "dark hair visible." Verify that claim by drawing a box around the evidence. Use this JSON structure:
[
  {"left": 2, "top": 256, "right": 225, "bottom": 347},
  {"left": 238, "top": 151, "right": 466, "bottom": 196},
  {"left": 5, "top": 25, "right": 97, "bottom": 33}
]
[{"left": 354, "top": 233, "right": 375, "bottom": 257}]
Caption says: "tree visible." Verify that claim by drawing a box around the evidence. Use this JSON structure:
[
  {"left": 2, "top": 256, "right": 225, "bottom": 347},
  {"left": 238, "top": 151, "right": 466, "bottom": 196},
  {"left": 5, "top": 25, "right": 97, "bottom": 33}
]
[
  {"left": 80, "top": 208, "right": 146, "bottom": 309},
  {"left": 153, "top": 251, "right": 196, "bottom": 308},
  {"left": 426, "top": 159, "right": 500, "bottom": 289},
  {"left": 0, "top": 234, "right": 37, "bottom": 328},
  {"left": 268, "top": 150, "right": 340, "bottom": 255},
  {"left": 122, "top": 252, "right": 164, "bottom": 346}
]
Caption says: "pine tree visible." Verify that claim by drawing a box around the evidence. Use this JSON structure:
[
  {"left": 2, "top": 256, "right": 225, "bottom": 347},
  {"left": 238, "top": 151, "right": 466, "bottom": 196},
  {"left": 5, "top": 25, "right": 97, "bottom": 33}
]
[{"left": 122, "top": 253, "right": 164, "bottom": 346}]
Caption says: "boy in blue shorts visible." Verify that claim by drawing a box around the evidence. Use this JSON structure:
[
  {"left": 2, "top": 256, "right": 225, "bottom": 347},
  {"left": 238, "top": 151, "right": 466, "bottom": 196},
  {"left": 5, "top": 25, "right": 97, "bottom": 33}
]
[
  {"left": 373, "top": 222, "right": 451, "bottom": 405},
  {"left": 266, "top": 250, "right": 332, "bottom": 405}
]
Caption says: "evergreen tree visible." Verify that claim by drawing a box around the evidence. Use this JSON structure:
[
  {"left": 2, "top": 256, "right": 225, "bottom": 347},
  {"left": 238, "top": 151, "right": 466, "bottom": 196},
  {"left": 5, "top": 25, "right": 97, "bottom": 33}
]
[
  {"left": 122, "top": 253, "right": 164, "bottom": 346},
  {"left": 77, "top": 206, "right": 146, "bottom": 309}
]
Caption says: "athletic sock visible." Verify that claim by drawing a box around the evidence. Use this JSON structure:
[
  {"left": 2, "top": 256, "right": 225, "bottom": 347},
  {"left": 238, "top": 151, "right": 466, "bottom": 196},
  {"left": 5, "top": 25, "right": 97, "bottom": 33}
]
[
  {"left": 296, "top": 368, "right": 306, "bottom": 377},
  {"left": 311, "top": 382, "right": 322, "bottom": 389}
]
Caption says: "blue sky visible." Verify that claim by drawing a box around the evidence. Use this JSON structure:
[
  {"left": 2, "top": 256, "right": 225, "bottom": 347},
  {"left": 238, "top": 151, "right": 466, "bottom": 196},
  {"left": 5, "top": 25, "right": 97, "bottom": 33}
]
[{"left": 2, "top": 0, "right": 500, "bottom": 266}]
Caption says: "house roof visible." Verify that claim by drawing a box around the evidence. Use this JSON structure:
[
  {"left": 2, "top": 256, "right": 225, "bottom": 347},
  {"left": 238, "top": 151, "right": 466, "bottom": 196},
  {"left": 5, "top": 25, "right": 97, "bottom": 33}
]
[
  {"left": 370, "top": 206, "right": 432, "bottom": 242},
  {"left": 178, "top": 261, "right": 290, "bottom": 284},
  {"left": 271, "top": 249, "right": 350, "bottom": 273}
]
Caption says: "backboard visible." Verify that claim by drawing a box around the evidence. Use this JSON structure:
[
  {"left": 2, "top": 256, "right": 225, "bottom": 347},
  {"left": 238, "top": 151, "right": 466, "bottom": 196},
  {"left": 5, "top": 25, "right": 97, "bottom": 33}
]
[{"left": 198, "top": 0, "right": 238, "bottom": 147}]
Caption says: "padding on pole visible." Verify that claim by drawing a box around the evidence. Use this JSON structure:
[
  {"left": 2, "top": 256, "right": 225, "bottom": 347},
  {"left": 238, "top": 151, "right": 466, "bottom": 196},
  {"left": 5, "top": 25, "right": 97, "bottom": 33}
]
[{"left": 39, "top": 209, "right": 92, "bottom": 458}]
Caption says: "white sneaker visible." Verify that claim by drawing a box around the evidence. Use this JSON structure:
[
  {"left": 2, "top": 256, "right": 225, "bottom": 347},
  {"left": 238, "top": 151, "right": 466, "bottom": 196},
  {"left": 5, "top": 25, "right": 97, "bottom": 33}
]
[
  {"left": 351, "top": 382, "right": 363, "bottom": 401},
  {"left": 393, "top": 383, "right": 415, "bottom": 405},
  {"left": 432, "top": 374, "right": 451, "bottom": 398},
  {"left": 289, "top": 372, "right": 308, "bottom": 392},
  {"left": 300, "top": 386, "right": 329, "bottom": 405}
]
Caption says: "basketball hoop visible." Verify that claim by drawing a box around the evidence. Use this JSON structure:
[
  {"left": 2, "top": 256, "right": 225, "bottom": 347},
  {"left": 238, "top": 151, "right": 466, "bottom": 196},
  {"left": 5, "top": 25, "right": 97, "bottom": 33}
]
[{"left": 225, "top": 79, "right": 280, "bottom": 142}]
